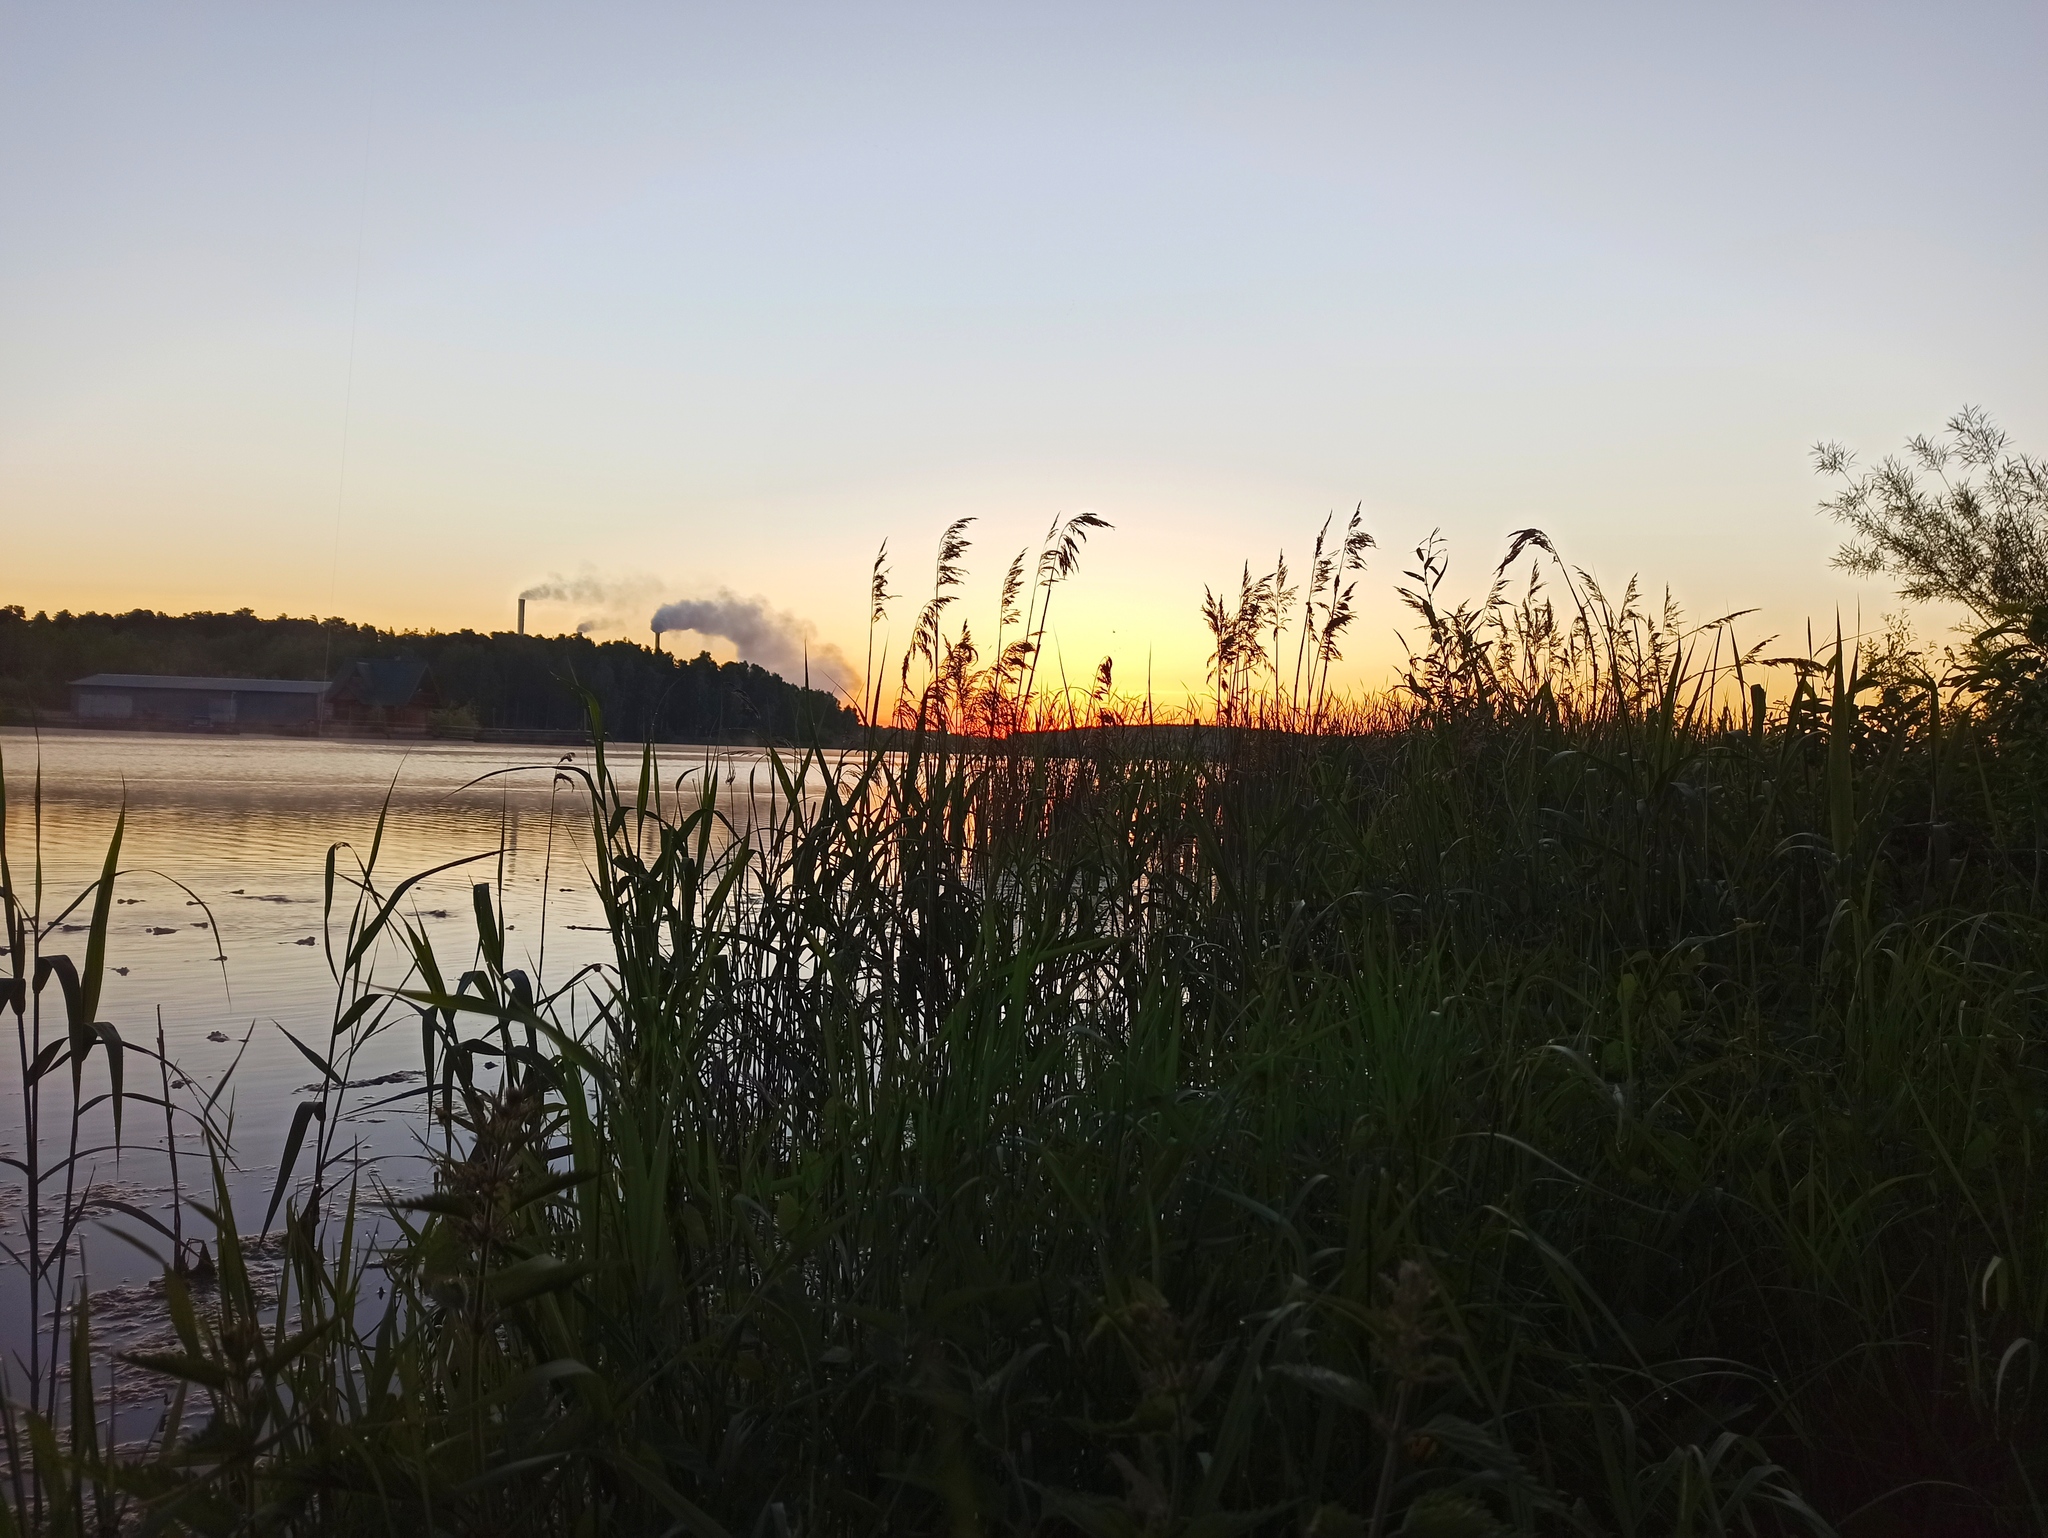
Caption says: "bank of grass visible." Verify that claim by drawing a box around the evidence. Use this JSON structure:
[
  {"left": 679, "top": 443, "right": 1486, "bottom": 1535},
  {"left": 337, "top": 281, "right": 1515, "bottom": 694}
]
[{"left": 8, "top": 546, "right": 2048, "bottom": 1535}]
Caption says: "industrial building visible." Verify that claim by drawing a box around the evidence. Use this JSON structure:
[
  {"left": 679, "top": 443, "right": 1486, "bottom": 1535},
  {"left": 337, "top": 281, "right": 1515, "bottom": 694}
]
[
  {"left": 66, "top": 660, "right": 439, "bottom": 734},
  {"left": 68, "top": 674, "right": 332, "bottom": 730}
]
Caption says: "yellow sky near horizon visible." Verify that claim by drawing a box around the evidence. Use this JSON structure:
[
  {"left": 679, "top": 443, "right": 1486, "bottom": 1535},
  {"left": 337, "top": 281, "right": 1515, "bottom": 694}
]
[{"left": 3, "top": 4, "right": 2041, "bottom": 702}]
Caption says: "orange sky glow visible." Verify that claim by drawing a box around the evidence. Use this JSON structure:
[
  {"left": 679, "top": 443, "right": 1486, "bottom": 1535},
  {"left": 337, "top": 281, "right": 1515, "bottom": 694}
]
[{"left": 3, "top": 4, "right": 2041, "bottom": 707}]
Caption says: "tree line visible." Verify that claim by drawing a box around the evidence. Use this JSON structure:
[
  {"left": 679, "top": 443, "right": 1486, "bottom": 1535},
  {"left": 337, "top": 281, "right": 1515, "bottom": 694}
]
[{"left": 0, "top": 606, "right": 861, "bottom": 743}]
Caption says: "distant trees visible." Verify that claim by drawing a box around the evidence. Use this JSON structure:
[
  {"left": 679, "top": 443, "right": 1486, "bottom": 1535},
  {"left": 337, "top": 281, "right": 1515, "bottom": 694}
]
[{"left": 0, "top": 607, "right": 859, "bottom": 743}]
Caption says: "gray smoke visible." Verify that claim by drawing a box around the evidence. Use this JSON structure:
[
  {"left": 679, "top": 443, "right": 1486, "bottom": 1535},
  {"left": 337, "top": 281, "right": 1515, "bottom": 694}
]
[
  {"left": 519, "top": 575, "right": 615, "bottom": 604},
  {"left": 651, "top": 591, "right": 851, "bottom": 692},
  {"left": 518, "top": 573, "right": 663, "bottom": 636}
]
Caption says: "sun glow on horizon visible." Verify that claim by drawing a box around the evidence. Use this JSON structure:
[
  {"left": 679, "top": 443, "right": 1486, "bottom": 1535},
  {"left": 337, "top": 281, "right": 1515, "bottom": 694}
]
[{"left": 2, "top": 5, "right": 2040, "bottom": 697}]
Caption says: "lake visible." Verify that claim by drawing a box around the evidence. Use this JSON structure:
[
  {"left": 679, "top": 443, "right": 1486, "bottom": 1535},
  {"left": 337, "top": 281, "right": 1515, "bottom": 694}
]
[{"left": 0, "top": 727, "right": 782, "bottom": 1405}]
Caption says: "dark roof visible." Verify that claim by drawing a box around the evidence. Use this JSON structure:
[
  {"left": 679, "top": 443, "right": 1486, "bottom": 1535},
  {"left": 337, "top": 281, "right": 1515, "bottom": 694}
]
[
  {"left": 329, "top": 658, "right": 433, "bottom": 709},
  {"left": 69, "top": 674, "right": 330, "bottom": 695}
]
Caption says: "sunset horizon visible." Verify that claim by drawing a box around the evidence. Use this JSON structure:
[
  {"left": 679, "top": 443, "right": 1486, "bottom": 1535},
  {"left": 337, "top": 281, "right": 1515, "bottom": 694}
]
[
  {"left": 7, "top": 5, "right": 2041, "bottom": 702},
  {"left": 6, "top": 10, "right": 2047, "bottom": 1527}
]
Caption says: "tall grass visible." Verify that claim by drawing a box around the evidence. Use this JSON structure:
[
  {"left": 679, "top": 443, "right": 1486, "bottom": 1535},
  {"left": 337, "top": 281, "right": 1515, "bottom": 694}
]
[{"left": 6, "top": 526, "right": 2047, "bottom": 1536}]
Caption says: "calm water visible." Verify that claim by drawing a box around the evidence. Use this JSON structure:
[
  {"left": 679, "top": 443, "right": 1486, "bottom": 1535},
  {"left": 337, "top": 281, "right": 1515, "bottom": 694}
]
[{"left": 0, "top": 728, "right": 780, "bottom": 1404}]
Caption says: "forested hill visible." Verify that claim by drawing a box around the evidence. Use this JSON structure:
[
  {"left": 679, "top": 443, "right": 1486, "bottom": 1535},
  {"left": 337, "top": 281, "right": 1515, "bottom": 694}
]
[{"left": 0, "top": 606, "right": 861, "bottom": 743}]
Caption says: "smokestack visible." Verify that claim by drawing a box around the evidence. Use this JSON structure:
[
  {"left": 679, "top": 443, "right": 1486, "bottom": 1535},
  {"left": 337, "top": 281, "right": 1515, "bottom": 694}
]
[{"left": 518, "top": 598, "right": 526, "bottom": 636}]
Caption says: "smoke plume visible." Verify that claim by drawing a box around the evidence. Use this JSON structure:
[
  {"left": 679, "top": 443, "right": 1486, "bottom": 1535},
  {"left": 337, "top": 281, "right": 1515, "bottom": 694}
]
[
  {"left": 517, "top": 572, "right": 663, "bottom": 636},
  {"left": 519, "top": 576, "right": 616, "bottom": 604},
  {"left": 651, "top": 591, "right": 852, "bottom": 693}
]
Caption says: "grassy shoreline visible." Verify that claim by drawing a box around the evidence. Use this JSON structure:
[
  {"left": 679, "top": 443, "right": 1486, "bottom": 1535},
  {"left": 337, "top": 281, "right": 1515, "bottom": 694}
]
[{"left": 7, "top": 648, "right": 2046, "bottom": 1535}]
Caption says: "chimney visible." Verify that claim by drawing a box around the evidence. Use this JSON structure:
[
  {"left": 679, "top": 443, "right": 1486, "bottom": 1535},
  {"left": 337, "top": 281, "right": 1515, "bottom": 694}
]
[{"left": 518, "top": 598, "right": 526, "bottom": 636}]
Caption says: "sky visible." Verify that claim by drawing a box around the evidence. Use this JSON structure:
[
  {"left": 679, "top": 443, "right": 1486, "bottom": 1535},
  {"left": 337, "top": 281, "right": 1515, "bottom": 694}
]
[{"left": 2, "top": 2, "right": 2043, "bottom": 701}]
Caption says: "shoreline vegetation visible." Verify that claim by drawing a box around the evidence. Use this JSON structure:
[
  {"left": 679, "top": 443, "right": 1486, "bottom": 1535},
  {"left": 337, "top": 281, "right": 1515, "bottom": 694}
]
[{"left": 6, "top": 411, "right": 2048, "bottom": 1534}]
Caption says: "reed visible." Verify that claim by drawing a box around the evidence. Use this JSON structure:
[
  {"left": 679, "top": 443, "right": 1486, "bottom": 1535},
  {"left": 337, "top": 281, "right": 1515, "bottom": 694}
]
[{"left": 5, "top": 517, "right": 2046, "bottom": 1536}]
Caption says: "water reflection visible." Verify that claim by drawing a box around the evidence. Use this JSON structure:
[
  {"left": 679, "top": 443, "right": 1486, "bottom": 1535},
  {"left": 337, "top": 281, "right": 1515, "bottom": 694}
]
[{"left": 0, "top": 728, "right": 790, "bottom": 1399}]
